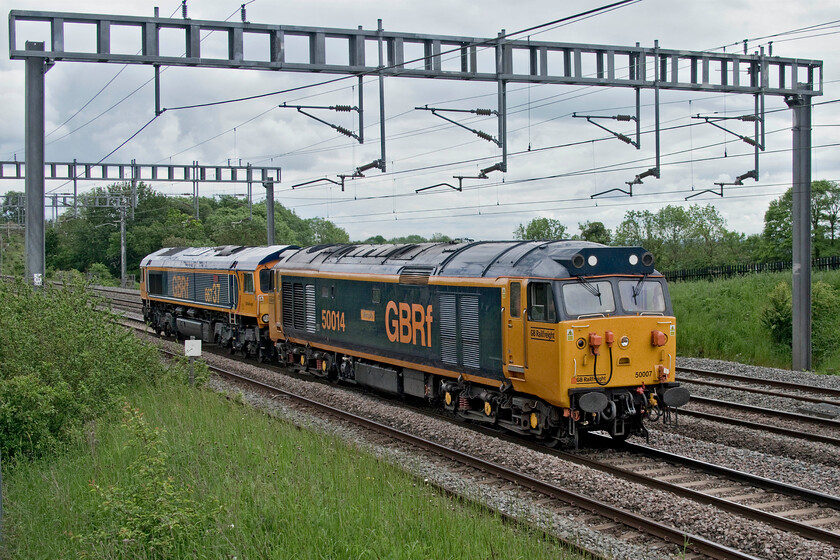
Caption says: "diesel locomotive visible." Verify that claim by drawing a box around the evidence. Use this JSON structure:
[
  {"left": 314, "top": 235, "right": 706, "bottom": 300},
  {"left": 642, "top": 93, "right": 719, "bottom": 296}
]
[
  {"left": 140, "top": 244, "right": 299, "bottom": 359},
  {"left": 140, "top": 240, "right": 689, "bottom": 447}
]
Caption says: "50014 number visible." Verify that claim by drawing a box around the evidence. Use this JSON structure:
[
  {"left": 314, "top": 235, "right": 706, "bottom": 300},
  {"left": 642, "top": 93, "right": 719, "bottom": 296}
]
[{"left": 321, "top": 310, "right": 346, "bottom": 332}]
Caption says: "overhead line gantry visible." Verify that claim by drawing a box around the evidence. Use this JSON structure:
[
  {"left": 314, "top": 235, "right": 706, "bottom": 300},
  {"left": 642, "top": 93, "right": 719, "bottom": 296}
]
[{"left": 8, "top": 8, "right": 823, "bottom": 369}]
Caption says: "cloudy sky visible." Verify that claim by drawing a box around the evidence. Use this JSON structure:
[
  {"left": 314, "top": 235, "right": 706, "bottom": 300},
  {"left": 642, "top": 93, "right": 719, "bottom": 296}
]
[{"left": 2, "top": 0, "right": 838, "bottom": 242}]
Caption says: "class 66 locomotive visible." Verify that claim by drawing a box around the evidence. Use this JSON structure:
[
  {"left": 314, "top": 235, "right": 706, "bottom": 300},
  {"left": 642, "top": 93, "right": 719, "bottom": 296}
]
[{"left": 140, "top": 240, "right": 689, "bottom": 448}]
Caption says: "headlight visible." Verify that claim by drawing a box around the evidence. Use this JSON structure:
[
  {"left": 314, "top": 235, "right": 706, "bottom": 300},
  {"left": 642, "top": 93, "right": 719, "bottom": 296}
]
[
  {"left": 619, "top": 336, "right": 630, "bottom": 348},
  {"left": 261, "top": 314, "right": 269, "bottom": 323}
]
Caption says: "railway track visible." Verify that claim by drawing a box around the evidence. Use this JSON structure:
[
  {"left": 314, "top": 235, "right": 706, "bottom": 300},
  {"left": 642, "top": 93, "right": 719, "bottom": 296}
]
[
  {"left": 415, "top": 409, "right": 840, "bottom": 549},
  {"left": 678, "top": 366, "right": 840, "bottom": 406},
  {"left": 120, "top": 318, "right": 839, "bottom": 559},
  {"left": 114, "top": 290, "right": 840, "bottom": 557},
  {"left": 168, "top": 349, "right": 769, "bottom": 560},
  {"left": 674, "top": 365, "right": 840, "bottom": 446},
  {"left": 678, "top": 397, "right": 840, "bottom": 447},
  {"left": 428, "top": 413, "right": 840, "bottom": 549}
]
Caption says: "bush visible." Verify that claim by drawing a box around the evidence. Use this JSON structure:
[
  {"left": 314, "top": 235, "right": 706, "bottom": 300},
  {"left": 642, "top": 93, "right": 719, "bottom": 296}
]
[
  {"left": 760, "top": 281, "right": 792, "bottom": 347},
  {"left": 0, "top": 279, "right": 190, "bottom": 459},
  {"left": 812, "top": 281, "right": 840, "bottom": 362},
  {"left": 760, "top": 279, "right": 840, "bottom": 365}
]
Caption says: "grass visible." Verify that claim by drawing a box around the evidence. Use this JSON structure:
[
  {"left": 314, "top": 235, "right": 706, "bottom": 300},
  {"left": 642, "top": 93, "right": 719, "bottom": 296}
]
[
  {"left": 0, "top": 381, "right": 584, "bottom": 560},
  {"left": 670, "top": 268, "right": 840, "bottom": 373}
]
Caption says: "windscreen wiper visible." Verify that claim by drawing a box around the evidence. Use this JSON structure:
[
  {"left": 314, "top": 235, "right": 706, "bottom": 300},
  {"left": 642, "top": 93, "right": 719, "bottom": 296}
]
[
  {"left": 577, "top": 277, "right": 602, "bottom": 305},
  {"left": 632, "top": 274, "right": 648, "bottom": 303}
]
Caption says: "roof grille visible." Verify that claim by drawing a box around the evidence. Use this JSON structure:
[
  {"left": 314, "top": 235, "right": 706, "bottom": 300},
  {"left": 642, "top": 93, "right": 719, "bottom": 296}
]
[
  {"left": 215, "top": 245, "right": 246, "bottom": 256},
  {"left": 399, "top": 266, "right": 434, "bottom": 285}
]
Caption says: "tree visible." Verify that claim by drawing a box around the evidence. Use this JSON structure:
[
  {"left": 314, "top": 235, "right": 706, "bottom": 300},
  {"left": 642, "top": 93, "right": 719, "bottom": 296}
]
[
  {"left": 513, "top": 217, "right": 567, "bottom": 240},
  {"left": 363, "top": 235, "right": 387, "bottom": 244},
  {"left": 577, "top": 221, "right": 611, "bottom": 244},
  {"left": 306, "top": 217, "right": 350, "bottom": 244},
  {"left": 614, "top": 210, "right": 661, "bottom": 256},
  {"left": 761, "top": 180, "right": 840, "bottom": 261},
  {"left": 1, "top": 190, "right": 25, "bottom": 224},
  {"left": 614, "top": 204, "right": 742, "bottom": 270}
]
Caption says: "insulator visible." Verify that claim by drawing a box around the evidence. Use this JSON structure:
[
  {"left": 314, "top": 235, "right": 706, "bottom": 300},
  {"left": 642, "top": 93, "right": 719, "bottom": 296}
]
[
  {"left": 617, "top": 134, "right": 633, "bottom": 144},
  {"left": 740, "top": 115, "right": 758, "bottom": 122},
  {"left": 615, "top": 114, "right": 633, "bottom": 121},
  {"left": 333, "top": 105, "right": 353, "bottom": 112},
  {"left": 474, "top": 108, "right": 493, "bottom": 116},
  {"left": 335, "top": 126, "right": 355, "bottom": 138},
  {"left": 476, "top": 130, "right": 494, "bottom": 142},
  {"left": 240, "top": 4, "right": 246, "bottom": 23},
  {"left": 181, "top": 0, "right": 187, "bottom": 19},
  {"left": 742, "top": 136, "right": 757, "bottom": 146}
]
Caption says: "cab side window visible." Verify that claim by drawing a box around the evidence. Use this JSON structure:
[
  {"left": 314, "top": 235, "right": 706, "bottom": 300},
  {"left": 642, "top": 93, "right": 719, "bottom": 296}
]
[
  {"left": 510, "top": 282, "right": 521, "bottom": 318},
  {"left": 243, "top": 272, "right": 254, "bottom": 294},
  {"left": 259, "top": 269, "right": 271, "bottom": 292},
  {"left": 528, "top": 282, "right": 556, "bottom": 322}
]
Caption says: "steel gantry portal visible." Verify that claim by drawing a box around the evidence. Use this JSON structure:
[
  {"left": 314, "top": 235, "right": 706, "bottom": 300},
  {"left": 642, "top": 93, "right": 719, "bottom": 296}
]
[{"left": 8, "top": 9, "right": 823, "bottom": 369}]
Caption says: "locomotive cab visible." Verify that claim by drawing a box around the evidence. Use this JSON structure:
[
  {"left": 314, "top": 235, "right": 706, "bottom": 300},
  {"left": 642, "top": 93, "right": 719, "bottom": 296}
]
[{"left": 501, "top": 246, "right": 688, "bottom": 442}]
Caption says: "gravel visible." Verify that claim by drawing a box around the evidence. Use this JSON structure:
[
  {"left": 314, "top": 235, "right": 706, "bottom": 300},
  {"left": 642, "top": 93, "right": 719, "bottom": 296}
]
[{"left": 135, "top": 325, "right": 840, "bottom": 560}]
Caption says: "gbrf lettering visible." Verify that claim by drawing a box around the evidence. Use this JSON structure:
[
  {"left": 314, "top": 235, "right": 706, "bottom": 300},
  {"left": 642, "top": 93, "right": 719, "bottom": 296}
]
[{"left": 385, "top": 301, "right": 433, "bottom": 347}]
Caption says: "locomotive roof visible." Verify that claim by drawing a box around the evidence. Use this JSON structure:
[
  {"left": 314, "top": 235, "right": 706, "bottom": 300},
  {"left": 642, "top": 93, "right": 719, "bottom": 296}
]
[
  {"left": 141, "top": 245, "right": 298, "bottom": 272},
  {"left": 273, "top": 240, "right": 659, "bottom": 279}
]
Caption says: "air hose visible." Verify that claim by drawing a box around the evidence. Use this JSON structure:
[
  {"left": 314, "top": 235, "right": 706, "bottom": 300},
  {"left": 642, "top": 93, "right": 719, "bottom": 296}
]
[{"left": 593, "top": 346, "right": 614, "bottom": 386}]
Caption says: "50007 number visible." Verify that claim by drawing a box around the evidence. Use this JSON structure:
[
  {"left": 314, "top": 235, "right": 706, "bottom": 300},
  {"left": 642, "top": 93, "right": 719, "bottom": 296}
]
[{"left": 321, "top": 310, "right": 346, "bottom": 332}]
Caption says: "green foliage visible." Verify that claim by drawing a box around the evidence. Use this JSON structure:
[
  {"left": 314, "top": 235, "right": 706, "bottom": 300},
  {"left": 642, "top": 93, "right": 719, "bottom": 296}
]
[
  {"left": 577, "top": 220, "right": 611, "bottom": 244},
  {"left": 760, "top": 282, "right": 792, "bottom": 347},
  {"left": 0, "top": 279, "right": 188, "bottom": 459},
  {"left": 0, "top": 374, "right": 68, "bottom": 457},
  {"left": 614, "top": 204, "right": 746, "bottom": 270},
  {"left": 513, "top": 217, "right": 567, "bottom": 240},
  {"left": 759, "top": 280, "right": 840, "bottom": 364},
  {"left": 45, "top": 182, "right": 350, "bottom": 280},
  {"left": 673, "top": 270, "right": 840, "bottom": 372},
  {"left": 812, "top": 281, "right": 840, "bottom": 362},
  {"left": 86, "top": 262, "right": 113, "bottom": 283},
  {"left": 3, "top": 383, "right": 576, "bottom": 559},
  {"left": 761, "top": 180, "right": 840, "bottom": 260},
  {"left": 359, "top": 233, "right": 452, "bottom": 244},
  {"left": 78, "top": 403, "right": 223, "bottom": 559}
]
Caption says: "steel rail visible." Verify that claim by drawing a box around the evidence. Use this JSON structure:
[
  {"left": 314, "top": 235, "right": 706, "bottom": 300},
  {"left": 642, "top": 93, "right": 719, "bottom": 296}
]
[
  {"left": 678, "top": 366, "right": 840, "bottom": 400},
  {"left": 678, "top": 407, "right": 840, "bottom": 446},
  {"left": 616, "top": 438, "right": 840, "bottom": 510},
  {"left": 554, "top": 447, "right": 840, "bottom": 548},
  {"left": 689, "top": 395, "right": 840, "bottom": 428},
  {"left": 448, "top": 422, "right": 840, "bottom": 548},
  {"left": 681, "top": 376, "right": 840, "bottom": 407}
]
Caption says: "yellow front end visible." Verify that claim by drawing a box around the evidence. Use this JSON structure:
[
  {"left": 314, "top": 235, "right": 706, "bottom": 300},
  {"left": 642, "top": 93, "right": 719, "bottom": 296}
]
[
  {"left": 507, "top": 316, "right": 676, "bottom": 409},
  {"left": 557, "top": 316, "right": 676, "bottom": 407}
]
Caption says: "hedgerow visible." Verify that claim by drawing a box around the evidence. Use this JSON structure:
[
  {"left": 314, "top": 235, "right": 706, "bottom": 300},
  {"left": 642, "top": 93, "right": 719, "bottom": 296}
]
[{"left": 0, "top": 279, "right": 189, "bottom": 460}]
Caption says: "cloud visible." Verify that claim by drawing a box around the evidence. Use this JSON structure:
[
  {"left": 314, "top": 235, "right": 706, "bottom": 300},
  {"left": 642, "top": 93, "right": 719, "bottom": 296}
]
[{"left": 2, "top": 0, "right": 837, "bottom": 241}]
